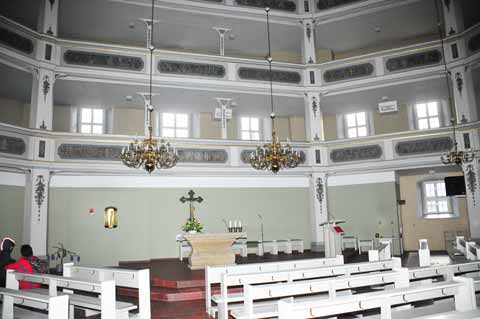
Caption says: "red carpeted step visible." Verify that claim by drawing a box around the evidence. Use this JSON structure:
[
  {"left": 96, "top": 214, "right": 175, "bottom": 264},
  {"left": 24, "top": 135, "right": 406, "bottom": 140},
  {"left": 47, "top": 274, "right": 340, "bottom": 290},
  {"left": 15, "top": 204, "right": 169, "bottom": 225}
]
[
  {"left": 151, "top": 277, "right": 205, "bottom": 289},
  {"left": 119, "top": 286, "right": 242, "bottom": 302}
]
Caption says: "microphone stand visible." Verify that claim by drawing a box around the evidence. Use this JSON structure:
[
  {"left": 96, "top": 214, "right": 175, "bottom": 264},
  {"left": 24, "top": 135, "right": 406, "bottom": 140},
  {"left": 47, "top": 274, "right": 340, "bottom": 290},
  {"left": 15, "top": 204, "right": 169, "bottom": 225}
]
[{"left": 258, "top": 214, "right": 264, "bottom": 256}]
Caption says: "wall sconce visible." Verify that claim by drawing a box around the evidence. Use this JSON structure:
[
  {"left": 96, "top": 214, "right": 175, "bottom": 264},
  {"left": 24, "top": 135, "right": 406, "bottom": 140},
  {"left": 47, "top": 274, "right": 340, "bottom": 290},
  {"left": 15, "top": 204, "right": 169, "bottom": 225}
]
[{"left": 104, "top": 207, "right": 118, "bottom": 229}]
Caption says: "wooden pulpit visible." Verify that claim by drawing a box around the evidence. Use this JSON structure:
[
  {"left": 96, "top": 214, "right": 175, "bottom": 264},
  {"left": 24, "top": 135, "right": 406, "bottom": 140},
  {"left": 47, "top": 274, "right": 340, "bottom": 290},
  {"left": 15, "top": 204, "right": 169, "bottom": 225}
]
[{"left": 320, "top": 220, "right": 345, "bottom": 258}]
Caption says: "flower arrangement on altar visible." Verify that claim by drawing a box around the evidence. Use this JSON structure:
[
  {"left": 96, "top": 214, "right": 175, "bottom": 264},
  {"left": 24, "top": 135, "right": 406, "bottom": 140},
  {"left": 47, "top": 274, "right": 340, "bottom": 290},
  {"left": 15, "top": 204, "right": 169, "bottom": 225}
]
[
  {"left": 182, "top": 218, "right": 203, "bottom": 233},
  {"left": 50, "top": 243, "right": 80, "bottom": 273}
]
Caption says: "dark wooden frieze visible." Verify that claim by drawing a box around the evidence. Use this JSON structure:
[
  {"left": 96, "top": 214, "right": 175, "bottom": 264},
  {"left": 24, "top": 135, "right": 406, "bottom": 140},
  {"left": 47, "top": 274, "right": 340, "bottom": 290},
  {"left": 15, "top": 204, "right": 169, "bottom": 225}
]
[
  {"left": 395, "top": 137, "right": 453, "bottom": 156},
  {"left": 241, "top": 149, "right": 306, "bottom": 164},
  {"left": 323, "top": 63, "right": 374, "bottom": 83},
  {"left": 329, "top": 144, "right": 382, "bottom": 163},
  {"left": 176, "top": 149, "right": 228, "bottom": 163},
  {"left": 468, "top": 33, "right": 480, "bottom": 53},
  {"left": 64, "top": 50, "right": 144, "bottom": 71},
  {"left": 158, "top": 60, "right": 226, "bottom": 78},
  {"left": 238, "top": 67, "right": 301, "bottom": 83},
  {"left": 235, "top": 0, "right": 296, "bottom": 12},
  {"left": 0, "top": 26, "right": 34, "bottom": 54},
  {"left": 0, "top": 135, "right": 26, "bottom": 155},
  {"left": 317, "top": 0, "right": 362, "bottom": 10},
  {"left": 386, "top": 49, "right": 442, "bottom": 72}
]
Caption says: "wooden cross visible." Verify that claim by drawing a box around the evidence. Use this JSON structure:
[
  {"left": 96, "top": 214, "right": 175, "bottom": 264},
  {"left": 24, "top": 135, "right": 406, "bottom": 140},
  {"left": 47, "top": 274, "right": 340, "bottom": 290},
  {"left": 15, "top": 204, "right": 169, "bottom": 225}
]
[{"left": 180, "top": 190, "right": 204, "bottom": 221}]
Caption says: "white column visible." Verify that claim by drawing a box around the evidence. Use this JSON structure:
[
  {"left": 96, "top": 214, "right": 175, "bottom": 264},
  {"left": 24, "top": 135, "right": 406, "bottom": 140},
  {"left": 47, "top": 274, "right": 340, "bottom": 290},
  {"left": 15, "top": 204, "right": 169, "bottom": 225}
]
[
  {"left": 215, "top": 98, "right": 233, "bottom": 140},
  {"left": 105, "top": 108, "right": 114, "bottom": 134},
  {"left": 263, "top": 117, "right": 272, "bottom": 141},
  {"left": 300, "top": 19, "right": 316, "bottom": 64},
  {"left": 451, "top": 66, "right": 478, "bottom": 123},
  {"left": 38, "top": 0, "right": 59, "bottom": 35},
  {"left": 213, "top": 27, "right": 231, "bottom": 56},
  {"left": 463, "top": 131, "right": 480, "bottom": 237},
  {"left": 192, "top": 113, "right": 201, "bottom": 138},
  {"left": 309, "top": 173, "right": 328, "bottom": 251},
  {"left": 23, "top": 169, "right": 50, "bottom": 256},
  {"left": 304, "top": 92, "right": 323, "bottom": 141},
  {"left": 30, "top": 68, "right": 55, "bottom": 130},
  {"left": 69, "top": 106, "right": 78, "bottom": 132},
  {"left": 441, "top": 0, "right": 464, "bottom": 36}
]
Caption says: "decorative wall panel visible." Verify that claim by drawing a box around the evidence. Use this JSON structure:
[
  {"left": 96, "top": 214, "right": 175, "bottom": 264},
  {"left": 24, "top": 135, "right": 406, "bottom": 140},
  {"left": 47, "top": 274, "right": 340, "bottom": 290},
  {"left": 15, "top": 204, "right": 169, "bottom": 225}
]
[
  {"left": 468, "top": 33, "right": 480, "bottom": 53},
  {"left": 323, "top": 63, "right": 374, "bottom": 83},
  {"left": 64, "top": 50, "right": 144, "bottom": 71},
  {"left": 240, "top": 149, "right": 306, "bottom": 164},
  {"left": 0, "top": 26, "right": 34, "bottom": 54},
  {"left": 236, "top": 0, "right": 296, "bottom": 12},
  {"left": 395, "top": 137, "right": 453, "bottom": 156},
  {"left": 385, "top": 50, "right": 442, "bottom": 72},
  {"left": 158, "top": 61, "right": 225, "bottom": 78},
  {"left": 317, "top": 0, "right": 361, "bottom": 10},
  {"left": 238, "top": 67, "right": 301, "bottom": 83},
  {"left": 176, "top": 149, "right": 228, "bottom": 163},
  {"left": 329, "top": 145, "right": 382, "bottom": 163},
  {"left": 0, "top": 135, "right": 26, "bottom": 155}
]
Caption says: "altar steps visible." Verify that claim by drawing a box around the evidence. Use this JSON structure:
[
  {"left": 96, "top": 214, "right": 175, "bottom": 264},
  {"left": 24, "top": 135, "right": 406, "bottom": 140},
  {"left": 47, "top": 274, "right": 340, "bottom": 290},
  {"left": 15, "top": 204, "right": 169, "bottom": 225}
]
[{"left": 119, "top": 285, "right": 243, "bottom": 302}]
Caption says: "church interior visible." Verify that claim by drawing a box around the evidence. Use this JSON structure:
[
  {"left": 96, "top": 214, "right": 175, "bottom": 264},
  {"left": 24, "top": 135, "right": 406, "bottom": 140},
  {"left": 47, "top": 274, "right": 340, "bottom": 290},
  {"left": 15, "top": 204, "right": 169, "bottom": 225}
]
[{"left": 0, "top": 0, "right": 480, "bottom": 318}]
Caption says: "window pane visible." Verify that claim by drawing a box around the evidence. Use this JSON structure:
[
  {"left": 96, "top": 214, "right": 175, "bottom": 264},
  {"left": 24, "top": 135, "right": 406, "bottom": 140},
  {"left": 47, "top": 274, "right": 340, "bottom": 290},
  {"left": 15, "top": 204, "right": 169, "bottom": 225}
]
[
  {"left": 427, "top": 102, "right": 438, "bottom": 116},
  {"left": 80, "top": 124, "right": 91, "bottom": 133},
  {"left": 416, "top": 103, "right": 427, "bottom": 118},
  {"left": 162, "top": 113, "right": 175, "bottom": 127},
  {"left": 426, "top": 200, "right": 437, "bottom": 213},
  {"left": 176, "top": 129, "right": 189, "bottom": 138},
  {"left": 425, "top": 183, "right": 436, "bottom": 197},
  {"left": 356, "top": 112, "right": 366, "bottom": 126},
  {"left": 418, "top": 119, "right": 429, "bottom": 130},
  {"left": 92, "top": 109, "right": 104, "bottom": 124},
  {"left": 251, "top": 132, "right": 260, "bottom": 140},
  {"left": 241, "top": 131, "right": 250, "bottom": 140},
  {"left": 347, "top": 128, "right": 357, "bottom": 138},
  {"left": 357, "top": 126, "right": 367, "bottom": 137},
  {"left": 81, "top": 108, "right": 92, "bottom": 123},
  {"left": 438, "top": 200, "right": 449, "bottom": 213},
  {"left": 250, "top": 118, "right": 259, "bottom": 131},
  {"left": 346, "top": 114, "right": 356, "bottom": 127},
  {"left": 241, "top": 117, "right": 250, "bottom": 130},
  {"left": 429, "top": 117, "right": 440, "bottom": 129},
  {"left": 436, "top": 182, "right": 446, "bottom": 197},
  {"left": 92, "top": 125, "right": 103, "bottom": 134},
  {"left": 162, "top": 128, "right": 175, "bottom": 137},
  {"left": 176, "top": 114, "right": 189, "bottom": 128}
]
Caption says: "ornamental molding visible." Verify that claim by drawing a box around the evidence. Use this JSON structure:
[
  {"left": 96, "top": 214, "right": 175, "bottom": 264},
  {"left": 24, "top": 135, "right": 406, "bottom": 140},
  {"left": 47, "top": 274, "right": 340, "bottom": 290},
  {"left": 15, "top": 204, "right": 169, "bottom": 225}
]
[
  {"left": 316, "top": 177, "right": 324, "bottom": 214},
  {"left": 0, "top": 26, "right": 34, "bottom": 55},
  {"left": 395, "top": 137, "right": 453, "bottom": 156},
  {"left": 466, "top": 164, "right": 477, "bottom": 207},
  {"left": 236, "top": 0, "right": 296, "bottom": 12},
  {"left": 64, "top": 50, "right": 144, "bottom": 71},
  {"left": 329, "top": 144, "right": 382, "bottom": 163},
  {"left": 385, "top": 49, "right": 442, "bottom": 72},
  {"left": 238, "top": 67, "right": 301, "bottom": 83},
  {"left": 176, "top": 148, "right": 228, "bottom": 163},
  {"left": 317, "top": 0, "right": 362, "bottom": 10},
  {"left": 323, "top": 62, "right": 374, "bottom": 83},
  {"left": 240, "top": 149, "right": 306, "bottom": 164},
  {"left": 0, "top": 135, "right": 26, "bottom": 155},
  {"left": 158, "top": 60, "right": 226, "bottom": 78},
  {"left": 34, "top": 175, "right": 46, "bottom": 221}
]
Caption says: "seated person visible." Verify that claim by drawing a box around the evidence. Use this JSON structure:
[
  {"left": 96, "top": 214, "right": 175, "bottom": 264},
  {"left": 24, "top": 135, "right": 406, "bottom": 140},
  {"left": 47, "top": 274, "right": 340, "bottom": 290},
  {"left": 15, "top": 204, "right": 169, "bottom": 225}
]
[
  {"left": 0, "top": 237, "right": 16, "bottom": 287},
  {"left": 5, "top": 245, "right": 41, "bottom": 289}
]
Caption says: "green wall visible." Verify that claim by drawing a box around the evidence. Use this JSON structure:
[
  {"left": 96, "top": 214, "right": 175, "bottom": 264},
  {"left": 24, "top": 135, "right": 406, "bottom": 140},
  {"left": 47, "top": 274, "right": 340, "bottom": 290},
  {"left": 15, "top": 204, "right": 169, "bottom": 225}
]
[
  {"left": 0, "top": 185, "right": 25, "bottom": 259},
  {"left": 327, "top": 182, "right": 401, "bottom": 254},
  {"left": 48, "top": 187, "right": 310, "bottom": 267}
]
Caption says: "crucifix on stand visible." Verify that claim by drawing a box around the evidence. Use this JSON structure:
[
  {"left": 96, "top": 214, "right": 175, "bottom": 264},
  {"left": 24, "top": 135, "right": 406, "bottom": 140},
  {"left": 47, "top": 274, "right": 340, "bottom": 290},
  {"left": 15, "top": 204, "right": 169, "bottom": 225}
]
[{"left": 180, "top": 190, "right": 204, "bottom": 221}]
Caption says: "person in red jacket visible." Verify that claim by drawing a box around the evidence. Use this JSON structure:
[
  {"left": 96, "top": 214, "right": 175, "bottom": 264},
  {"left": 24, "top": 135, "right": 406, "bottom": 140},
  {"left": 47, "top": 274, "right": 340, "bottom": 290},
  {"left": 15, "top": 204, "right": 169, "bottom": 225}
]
[{"left": 5, "top": 245, "right": 41, "bottom": 290}]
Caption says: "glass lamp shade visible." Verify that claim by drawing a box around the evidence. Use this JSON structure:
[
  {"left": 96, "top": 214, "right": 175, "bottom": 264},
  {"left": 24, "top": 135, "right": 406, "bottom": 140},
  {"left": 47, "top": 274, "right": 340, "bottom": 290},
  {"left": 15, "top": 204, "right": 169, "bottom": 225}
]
[{"left": 104, "top": 206, "right": 118, "bottom": 229}]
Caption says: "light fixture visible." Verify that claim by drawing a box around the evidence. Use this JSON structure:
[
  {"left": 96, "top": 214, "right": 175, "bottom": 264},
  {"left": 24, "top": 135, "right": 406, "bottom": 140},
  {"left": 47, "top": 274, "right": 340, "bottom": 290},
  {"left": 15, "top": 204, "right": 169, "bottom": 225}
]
[
  {"left": 249, "top": 7, "right": 301, "bottom": 174},
  {"left": 434, "top": 1, "right": 477, "bottom": 166},
  {"left": 121, "top": 0, "right": 178, "bottom": 174},
  {"left": 104, "top": 206, "right": 118, "bottom": 229}
]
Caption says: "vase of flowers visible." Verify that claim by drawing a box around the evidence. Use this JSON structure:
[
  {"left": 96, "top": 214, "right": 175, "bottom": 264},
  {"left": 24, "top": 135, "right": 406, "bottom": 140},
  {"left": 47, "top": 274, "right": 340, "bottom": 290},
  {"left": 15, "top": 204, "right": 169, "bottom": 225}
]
[
  {"left": 50, "top": 243, "right": 80, "bottom": 274},
  {"left": 182, "top": 218, "right": 203, "bottom": 233}
]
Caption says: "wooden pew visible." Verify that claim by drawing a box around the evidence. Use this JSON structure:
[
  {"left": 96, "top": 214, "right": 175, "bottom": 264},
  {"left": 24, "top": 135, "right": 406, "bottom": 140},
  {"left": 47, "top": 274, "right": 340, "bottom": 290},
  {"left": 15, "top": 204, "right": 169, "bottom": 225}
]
[
  {"left": 205, "top": 255, "right": 344, "bottom": 315},
  {"left": 6, "top": 270, "right": 137, "bottom": 319},
  {"left": 231, "top": 268, "right": 410, "bottom": 319},
  {"left": 0, "top": 288, "right": 69, "bottom": 319},
  {"left": 63, "top": 263, "right": 151, "bottom": 319},
  {"left": 214, "top": 258, "right": 401, "bottom": 319},
  {"left": 277, "top": 277, "right": 476, "bottom": 319}
]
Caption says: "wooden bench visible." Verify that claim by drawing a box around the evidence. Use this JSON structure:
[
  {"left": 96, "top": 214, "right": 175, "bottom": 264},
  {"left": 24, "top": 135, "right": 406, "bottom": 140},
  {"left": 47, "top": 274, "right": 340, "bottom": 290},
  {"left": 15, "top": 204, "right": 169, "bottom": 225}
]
[
  {"left": 63, "top": 263, "right": 151, "bottom": 319},
  {"left": 205, "top": 255, "right": 344, "bottom": 315},
  {"left": 230, "top": 268, "right": 410, "bottom": 319},
  {"left": 0, "top": 287, "right": 69, "bottom": 319},
  {"left": 6, "top": 270, "right": 137, "bottom": 319},
  {"left": 214, "top": 258, "right": 401, "bottom": 319},
  {"left": 277, "top": 277, "right": 476, "bottom": 319}
]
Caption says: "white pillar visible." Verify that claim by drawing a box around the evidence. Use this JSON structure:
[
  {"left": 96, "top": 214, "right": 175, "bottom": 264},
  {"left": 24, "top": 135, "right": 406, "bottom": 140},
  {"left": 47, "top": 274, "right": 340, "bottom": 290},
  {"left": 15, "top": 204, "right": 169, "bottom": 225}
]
[
  {"left": 463, "top": 131, "right": 480, "bottom": 238},
  {"left": 304, "top": 92, "right": 323, "bottom": 141},
  {"left": 23, "top": 169, "right": 50, "bottom": 256},
  {"left": 300, "top": 19, "right": 316, "bottom": 64},
  {"left": 441, "top": 0, "right": 464, "bottom": 36},
  {"left": 215, "top": 98, "right": 233, "bottom": 140},
  {"left": 263, "top": 117, "right": 272, "bottom": 141},
  {"left": 192, "top": 113, "right": 201, "bottom": 138},
  {"left": 105, "top": 108, "right": 114, "bottom": 134},
  {"left": 38, "top": 0, "right": 59, "bottom": 36},
  {"left": 30, "top": 68, "right": 55, "bottom": 130},
  {"left": 451, "top": 66, "right": 478, "bottom": 123},
  {"left": 309, "top": 173, "right": 328, "bottom": 251},
  {"left": 213, "top": 27, "right": 231, "bottom": 56}
]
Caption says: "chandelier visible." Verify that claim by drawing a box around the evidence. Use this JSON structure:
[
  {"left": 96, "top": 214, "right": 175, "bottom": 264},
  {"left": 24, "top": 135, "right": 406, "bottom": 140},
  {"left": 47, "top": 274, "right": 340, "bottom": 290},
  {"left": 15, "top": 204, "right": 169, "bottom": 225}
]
[
  {"left": 121, "top": 0, "right": 177, "bottom": 173},
  {"left": 249, "top": 7, "right": 301, "bottom": 174}
]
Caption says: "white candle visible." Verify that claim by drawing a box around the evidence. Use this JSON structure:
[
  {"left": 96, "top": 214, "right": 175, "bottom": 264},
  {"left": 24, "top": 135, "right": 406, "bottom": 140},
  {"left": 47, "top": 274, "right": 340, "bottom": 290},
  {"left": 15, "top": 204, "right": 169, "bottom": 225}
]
[
  {"left": 238, "top": 220, "right": 242, "bottom": 228},
  {"left": 234, "top": 220, "right": 238, "bottom": 228},
  {"left": 229, "top": 220, "right": 232, "bottom": 228}
]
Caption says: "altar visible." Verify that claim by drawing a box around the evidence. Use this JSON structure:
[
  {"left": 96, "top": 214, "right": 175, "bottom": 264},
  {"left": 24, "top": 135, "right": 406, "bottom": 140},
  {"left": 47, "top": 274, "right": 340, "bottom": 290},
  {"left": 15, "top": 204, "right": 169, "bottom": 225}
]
[{"left": 183, "top": 232, "right": 246, "bottom": 270}]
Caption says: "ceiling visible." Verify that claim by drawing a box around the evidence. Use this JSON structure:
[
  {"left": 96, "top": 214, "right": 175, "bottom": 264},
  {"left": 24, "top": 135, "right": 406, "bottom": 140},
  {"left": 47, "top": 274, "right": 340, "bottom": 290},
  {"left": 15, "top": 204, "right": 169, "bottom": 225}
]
[
  {"left": 0, "top": 63, "right": 32, "bottom": 103},
  {"left": 322, "top": 77, "right": 448, "bottom": 114},
  {"left": 0, "top": 0, "right": 41, "bottom": 30},
  {"left": 53, "top": 78, "right": 305, "bottom": 116},
  {"left": 460, "top": 0, "right": 480, "bottom": 29}
]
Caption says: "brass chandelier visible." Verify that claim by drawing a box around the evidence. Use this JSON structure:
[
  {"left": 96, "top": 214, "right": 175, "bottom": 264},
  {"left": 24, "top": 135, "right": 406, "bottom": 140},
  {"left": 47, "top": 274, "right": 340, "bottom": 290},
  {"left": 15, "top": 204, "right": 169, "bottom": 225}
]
[
  {"left": 120, "top": 0, "right": 178, "bottom": 174},
  {"left": 249, "top": 7, "right": 301, "bottom": 174}
]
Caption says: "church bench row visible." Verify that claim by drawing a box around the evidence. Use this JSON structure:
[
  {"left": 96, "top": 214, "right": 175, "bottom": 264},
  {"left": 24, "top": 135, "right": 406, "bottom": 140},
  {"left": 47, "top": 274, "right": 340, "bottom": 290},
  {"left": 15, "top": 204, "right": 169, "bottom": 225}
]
[
  {"left": 455, "top": 236, "right": 480, "bottom": 261},
  {"left": 6, "top": 270, "right": 137, "bottom": 319},
  {"left": 408, "top": 260, "right": 480, "bottom": 282},
  {"left": 212, "top": 258, "right": 401, "bottom": 318},
  {"left": 229, "top": 268, "right": 410, "bottom": 319},
  {"left": 63, "top": 263, "right": 151, "bottom": 319},
  {"left": 205, "top": 255, "right": 344, "bottom": 314},
  {"left": 0, "top": 287, "right": 69, "bottom": 319},
  {"left": 413, "top": 309, "right": 480, "bottom": 318},
  {"left": 277, "top": 277, "right": 476, "bottom": 319}
]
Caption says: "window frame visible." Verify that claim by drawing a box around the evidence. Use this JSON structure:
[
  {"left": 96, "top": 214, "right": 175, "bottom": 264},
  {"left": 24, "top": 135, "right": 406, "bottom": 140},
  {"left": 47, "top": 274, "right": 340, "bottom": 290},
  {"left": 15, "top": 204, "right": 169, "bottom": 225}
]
[
  {"left": 420, "top": 180, "right": 457, "bottom": 219},
  {"left": 344, "top": 111, "right": 368, "bottom": 139},
  {"left": 79, "top": 107, "right": 105, "bottom": 134},
  {"left": 239, "top": 116, "right": 261, "bottom": 141},
  {"left": 160, "top": 112, "right": 190, "bottom": 138},
  {"left": 415, "top": 100, "right": 442, "bottom": 130}
]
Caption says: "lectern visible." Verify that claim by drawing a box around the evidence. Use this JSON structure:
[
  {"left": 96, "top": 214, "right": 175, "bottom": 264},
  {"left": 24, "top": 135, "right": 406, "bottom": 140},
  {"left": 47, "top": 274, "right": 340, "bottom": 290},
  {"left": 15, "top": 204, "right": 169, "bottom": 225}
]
[{"left": 320, "top": 220, "right": 345, "bottom": 258}]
